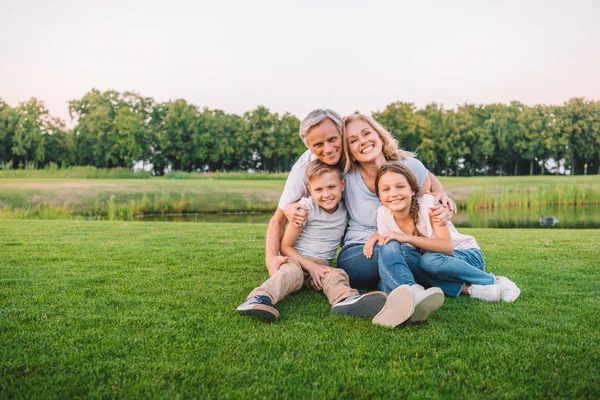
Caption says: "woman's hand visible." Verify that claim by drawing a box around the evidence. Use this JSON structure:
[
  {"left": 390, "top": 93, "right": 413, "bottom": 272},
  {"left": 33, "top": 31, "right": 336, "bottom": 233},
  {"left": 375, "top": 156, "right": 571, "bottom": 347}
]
[
  {"left": 429, "top": 204, "right": 452, "bottom": 225},
  {"left": 283, "top": 202, "right": 308, "bottom": 227},
  {"left": 433, "top": 192, "right": 457, "bottom": 214},
  {"left": 363, "top": 234, "right": 379, "bottom": 259},
  {"left": 306, "top": 264, "right": 334, "bottom": 291}
]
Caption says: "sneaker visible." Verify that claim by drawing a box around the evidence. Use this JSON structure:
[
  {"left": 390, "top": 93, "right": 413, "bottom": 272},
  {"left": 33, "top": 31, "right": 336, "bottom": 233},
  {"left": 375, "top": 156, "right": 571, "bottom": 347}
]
[
  {"left": 331, "top": 291, "right": 387, "bottom": 318},
  {"left": 237, "top": 295, "right": 280, "bottom": 322},
  {"left": 408, "top": 285, "right": 445, "bottom": 323},
  {"left": 467, "top": 284, "right": 502, "bottom": 302},
  {"left": 372, "top": 285, "right": 414, "bottom": 328},
  {"left": 495, "top": 276, "right": 521, "bottom": 302}
]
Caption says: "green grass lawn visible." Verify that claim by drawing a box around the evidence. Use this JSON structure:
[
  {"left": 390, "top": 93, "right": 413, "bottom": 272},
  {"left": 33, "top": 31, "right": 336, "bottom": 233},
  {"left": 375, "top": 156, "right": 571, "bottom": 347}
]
[{"left": 1, "top": 220, "right": 599, "bottom": 398}]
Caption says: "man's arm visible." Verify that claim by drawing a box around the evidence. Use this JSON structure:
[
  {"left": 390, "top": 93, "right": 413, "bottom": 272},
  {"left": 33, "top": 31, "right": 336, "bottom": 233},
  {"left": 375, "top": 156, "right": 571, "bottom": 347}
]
[{"left": 265, "top": 208, "right": 289, "bottom": 277}]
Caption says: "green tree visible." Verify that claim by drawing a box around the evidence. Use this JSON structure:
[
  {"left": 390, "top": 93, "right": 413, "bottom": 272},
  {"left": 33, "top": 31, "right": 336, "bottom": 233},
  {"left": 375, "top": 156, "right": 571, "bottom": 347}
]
[{"left": 12, "top": 98, "right": 47, "bottom": 168}]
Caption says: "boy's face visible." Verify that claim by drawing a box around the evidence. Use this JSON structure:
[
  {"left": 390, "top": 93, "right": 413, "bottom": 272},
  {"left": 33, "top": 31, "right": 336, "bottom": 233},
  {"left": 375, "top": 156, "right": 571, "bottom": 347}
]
[{"left": 307, "top": 171, "right": 345, "bottom": 214}]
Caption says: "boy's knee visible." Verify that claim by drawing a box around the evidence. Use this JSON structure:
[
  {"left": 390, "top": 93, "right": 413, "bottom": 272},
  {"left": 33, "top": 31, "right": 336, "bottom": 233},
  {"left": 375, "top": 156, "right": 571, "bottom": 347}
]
[
  {"left": 323, "top": 268, "right": 349, "bottom": 284},
  {"left": 279, "top": 260, "right": 304, "bottom": 281}
]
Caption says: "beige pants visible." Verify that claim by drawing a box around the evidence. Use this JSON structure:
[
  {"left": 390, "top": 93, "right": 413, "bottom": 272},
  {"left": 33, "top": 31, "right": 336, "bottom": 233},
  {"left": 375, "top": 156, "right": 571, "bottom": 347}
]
[{"left": 248, "top": 258, "right": 358, "bottom": 306}]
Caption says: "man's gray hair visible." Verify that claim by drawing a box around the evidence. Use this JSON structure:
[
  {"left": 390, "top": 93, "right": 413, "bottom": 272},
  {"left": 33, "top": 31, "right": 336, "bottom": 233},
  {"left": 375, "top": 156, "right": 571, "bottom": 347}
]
[{"left": 299, "top": 109, "right": 343, "bottom": 146}]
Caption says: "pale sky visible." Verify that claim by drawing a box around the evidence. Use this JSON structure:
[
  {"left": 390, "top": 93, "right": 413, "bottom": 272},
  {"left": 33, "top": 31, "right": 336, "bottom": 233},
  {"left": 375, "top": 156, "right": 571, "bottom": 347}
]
[{"left": 1, "top": 0, "right": 599, "bottom": 123}]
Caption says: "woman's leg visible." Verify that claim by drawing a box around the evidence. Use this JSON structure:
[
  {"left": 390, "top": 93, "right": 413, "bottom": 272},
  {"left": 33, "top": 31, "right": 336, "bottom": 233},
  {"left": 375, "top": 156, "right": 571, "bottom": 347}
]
[
  {"left": 337, "top": 243, "right": 380, "bottom": 290},
  {"left": 420, "top": 249, "right": 495, "bottom": 288}
]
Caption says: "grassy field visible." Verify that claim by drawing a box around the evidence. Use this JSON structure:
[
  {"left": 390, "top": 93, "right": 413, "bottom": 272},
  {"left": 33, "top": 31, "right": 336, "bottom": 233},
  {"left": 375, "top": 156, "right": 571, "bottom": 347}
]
[
  {"left": 0, "top": 175, "right": 599, "bottom": 220},
  {"left": 1, "top": 220, "right": 599, "bottom": 398}
]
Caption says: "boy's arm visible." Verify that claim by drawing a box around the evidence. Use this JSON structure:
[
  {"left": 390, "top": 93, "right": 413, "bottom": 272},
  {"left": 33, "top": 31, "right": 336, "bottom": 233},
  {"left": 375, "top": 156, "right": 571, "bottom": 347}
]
[
  {"left": 265, "top": 208, "right": 289, "bottom": 277},
  {"left": 280, "top": 223, "right": 333, "bottom": 291}
]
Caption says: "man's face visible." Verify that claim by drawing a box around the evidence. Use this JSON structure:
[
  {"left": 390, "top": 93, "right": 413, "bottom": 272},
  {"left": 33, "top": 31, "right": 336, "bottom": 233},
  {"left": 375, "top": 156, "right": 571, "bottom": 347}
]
[{"left": 305, "top": 119, "right": 343, "bottom": 166}]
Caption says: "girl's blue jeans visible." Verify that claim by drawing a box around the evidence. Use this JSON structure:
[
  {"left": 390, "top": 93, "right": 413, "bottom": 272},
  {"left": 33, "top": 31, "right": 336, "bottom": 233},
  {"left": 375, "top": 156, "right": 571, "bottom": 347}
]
[{"left": 337, "top": 241, "right": 465, "bottom": 297}]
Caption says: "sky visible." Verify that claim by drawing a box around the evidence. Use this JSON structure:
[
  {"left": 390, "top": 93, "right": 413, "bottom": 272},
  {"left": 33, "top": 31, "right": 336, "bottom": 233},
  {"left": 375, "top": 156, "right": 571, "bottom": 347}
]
[{"left": 1, "top": 0, "right": 599, "bottom": 124}]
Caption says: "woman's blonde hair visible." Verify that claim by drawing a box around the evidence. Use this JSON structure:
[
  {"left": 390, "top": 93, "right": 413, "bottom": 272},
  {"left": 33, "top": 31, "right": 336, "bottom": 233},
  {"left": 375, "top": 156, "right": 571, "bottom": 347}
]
[{"left": 342, "top": 113, "right": 415, "bottom": 173}]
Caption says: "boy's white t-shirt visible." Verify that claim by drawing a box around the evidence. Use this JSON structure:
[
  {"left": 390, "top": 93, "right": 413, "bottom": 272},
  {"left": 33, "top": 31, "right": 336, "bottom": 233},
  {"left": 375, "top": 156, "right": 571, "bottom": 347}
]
[
  {"left": 293, "top": 197, "right": 348, "bottom": 262},
  {"left": 377, "top": 194, "right": 479, "bottom": 251},
  {"left": 278, "top": 150, "right": 315, "bottom": 210}
]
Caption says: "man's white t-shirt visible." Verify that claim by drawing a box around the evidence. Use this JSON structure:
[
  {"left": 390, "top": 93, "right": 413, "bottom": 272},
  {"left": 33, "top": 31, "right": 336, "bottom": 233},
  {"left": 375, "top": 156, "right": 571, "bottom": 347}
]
[{"left": 278, "top": 149, "right": 315, "bottom": 210}]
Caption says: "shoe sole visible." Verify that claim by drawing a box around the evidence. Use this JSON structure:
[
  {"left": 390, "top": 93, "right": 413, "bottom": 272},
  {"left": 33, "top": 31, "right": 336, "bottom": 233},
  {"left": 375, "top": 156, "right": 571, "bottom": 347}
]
[
  {"left": 408, "top": 291, "right": 445, "bottom": 323},
  {"left": 372, "top": 286, "right": 414, "bottom": 328},
  {"left": 331, "top": 291, "right": 387, "bottom": 318},
  {"left": 501, "top": 288, "right": 521, "bottom": 302},
  {"left": 237, "top": 305, "right": 279, "bottom": 323}
]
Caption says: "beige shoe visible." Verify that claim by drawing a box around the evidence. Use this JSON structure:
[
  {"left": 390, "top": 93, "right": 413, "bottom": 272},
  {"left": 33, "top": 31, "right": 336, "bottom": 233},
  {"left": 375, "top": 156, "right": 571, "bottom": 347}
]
[
  {"left": 372, "top": 285, "right": 414, "bottom": 328},
  {"left": 408, "top": 285, "right": 444, "bottom": 323}
]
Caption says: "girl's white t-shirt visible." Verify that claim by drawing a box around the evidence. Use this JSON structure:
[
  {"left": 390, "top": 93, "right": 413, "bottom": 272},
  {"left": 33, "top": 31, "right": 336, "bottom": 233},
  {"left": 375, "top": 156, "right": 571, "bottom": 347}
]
[{"left": 377, "top": 194, "right": 479, "bottom": 251}]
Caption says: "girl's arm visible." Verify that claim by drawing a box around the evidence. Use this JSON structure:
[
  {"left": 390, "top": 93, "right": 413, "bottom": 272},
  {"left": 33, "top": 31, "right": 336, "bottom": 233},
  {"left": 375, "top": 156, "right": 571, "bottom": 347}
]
[{"left": 378, "top": 221, "right": 454, "bottom": 255}]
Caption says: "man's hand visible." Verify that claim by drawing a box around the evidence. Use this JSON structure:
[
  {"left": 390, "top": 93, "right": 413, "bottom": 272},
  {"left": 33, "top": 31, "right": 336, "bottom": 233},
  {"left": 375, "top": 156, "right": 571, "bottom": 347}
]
[
  {"left": 283, "top": 202, "right": 308, "bottom": 227},
  {"left": 363, "top": 234, "right": 379, "bottom": 259},
  {"left": 429, "top": 204, "right": 452, "bottom": 226},
  {"left": 306, "top": 264, "right": 334, "bottom": 291},
  {"left": 265, "top": 254, "right": 288, "bottom": 277}
]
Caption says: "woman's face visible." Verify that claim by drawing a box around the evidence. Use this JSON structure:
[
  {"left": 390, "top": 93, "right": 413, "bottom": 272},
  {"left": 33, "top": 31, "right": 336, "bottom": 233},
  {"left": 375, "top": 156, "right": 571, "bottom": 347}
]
[
  {"left": 345, "top": 119, "right": 384, "bottom": 164},
  {"left": 305, "top": 118, "right": 343, "bottom": 166},
  {"left": 377, "top": 171, "right": 415, "bottom": 214}
]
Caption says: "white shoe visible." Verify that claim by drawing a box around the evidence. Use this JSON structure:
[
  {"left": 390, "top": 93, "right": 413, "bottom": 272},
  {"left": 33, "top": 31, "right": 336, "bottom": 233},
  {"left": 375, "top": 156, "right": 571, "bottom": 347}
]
[
  {"left": 408, "top": 285, "right": 445, "bottom": 323},
  {"left": 495, "top": 276, "right": 521, "bottom": 302},
  {"left": 467, "top": 284, "right": 501, "bottom": 302},
  {"left": 372, "top": 285, "right": 414, "bottom": 328}
]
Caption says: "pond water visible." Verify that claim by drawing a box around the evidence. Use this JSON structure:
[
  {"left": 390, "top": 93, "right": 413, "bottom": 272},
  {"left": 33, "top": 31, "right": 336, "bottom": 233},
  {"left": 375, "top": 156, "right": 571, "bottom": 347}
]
[{"left": 132, "top": 205, "right": 600, "bottom": 229}]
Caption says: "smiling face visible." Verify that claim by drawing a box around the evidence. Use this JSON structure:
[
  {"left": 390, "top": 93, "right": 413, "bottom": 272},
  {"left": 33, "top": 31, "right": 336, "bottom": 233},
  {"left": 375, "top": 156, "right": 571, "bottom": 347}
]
[
  {"left": 305, "top": 118, "right": 343, "bottom": 166},
  {"left": 377, "top": 171, "right": 415, "bottom": 215},
  {"left": 308, "top": 171, "right": 345, "bottom": 214},
  {"left": 345, "top": 119, "right": 385, "bottom": 165}
]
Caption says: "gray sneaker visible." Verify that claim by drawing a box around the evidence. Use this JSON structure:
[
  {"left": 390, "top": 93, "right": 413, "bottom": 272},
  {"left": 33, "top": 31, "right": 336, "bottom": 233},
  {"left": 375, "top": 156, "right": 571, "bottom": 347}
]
[
  {"left": 237, "top": 295, "right": 279, "bottom": 322},
  {"left": 331, "top": 291, "right": 387, "bottom": 318}
]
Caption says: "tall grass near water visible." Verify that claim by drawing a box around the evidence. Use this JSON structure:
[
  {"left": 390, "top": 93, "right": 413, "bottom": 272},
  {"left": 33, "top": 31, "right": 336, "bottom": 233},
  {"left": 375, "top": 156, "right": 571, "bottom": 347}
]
[
  {"left": 0, "top": 190, "right": 277, "bottom": 221},
  {"left": 0, "top": 165, "right": 150, "bottom": 179},
  {"left": 466, "top": 184, "right": 600, "bottom": 210}
]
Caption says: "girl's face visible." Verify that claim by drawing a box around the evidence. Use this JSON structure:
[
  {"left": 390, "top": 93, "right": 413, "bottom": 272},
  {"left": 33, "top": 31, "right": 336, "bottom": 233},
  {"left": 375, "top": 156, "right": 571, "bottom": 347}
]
[
  {"left": 345, "top": 119, "right": 384, "bottom": 164},
  {"left": 377, "top": 171, "right": 415, "bottom": 214}
]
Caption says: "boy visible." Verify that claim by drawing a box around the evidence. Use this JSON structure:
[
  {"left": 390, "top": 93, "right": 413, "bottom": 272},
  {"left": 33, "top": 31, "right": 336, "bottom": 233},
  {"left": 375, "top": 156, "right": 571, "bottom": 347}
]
[{"left": 237, "top": 160, "right": 386, "bottom": 322}]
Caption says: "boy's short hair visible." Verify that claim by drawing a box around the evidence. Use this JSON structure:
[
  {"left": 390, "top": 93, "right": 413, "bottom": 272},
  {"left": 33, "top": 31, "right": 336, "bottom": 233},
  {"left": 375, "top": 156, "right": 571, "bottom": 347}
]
[{"left": 306, "top": 159, "right": 344, "bottom": 183}]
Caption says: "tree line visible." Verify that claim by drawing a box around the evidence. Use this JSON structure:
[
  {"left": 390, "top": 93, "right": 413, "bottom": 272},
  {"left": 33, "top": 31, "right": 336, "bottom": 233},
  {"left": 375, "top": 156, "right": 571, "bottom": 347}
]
[{"left": 1, "top": 89, "right": 598, "bottom": 175}]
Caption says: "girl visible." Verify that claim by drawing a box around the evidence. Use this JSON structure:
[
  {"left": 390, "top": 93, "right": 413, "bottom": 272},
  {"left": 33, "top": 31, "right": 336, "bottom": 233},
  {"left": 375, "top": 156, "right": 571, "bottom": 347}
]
[{"left": 373, "top": 162, "right": 520, "bottom": 302}]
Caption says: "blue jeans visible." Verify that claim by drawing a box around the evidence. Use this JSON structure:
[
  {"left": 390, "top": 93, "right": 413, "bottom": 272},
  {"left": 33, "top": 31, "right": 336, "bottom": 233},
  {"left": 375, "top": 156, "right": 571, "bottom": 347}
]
[
  {"left": 419, "top": 249, "right": 495, "bottom": 296},
  {"left": 337, "top": 241, "right": 463, "bottom": 296}
]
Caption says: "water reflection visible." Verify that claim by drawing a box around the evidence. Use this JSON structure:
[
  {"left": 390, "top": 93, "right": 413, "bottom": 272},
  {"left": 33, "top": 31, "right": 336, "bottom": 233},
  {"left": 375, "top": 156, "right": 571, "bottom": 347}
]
[{"left": 133, "top": 206, "right": 600, "bottom": 228}]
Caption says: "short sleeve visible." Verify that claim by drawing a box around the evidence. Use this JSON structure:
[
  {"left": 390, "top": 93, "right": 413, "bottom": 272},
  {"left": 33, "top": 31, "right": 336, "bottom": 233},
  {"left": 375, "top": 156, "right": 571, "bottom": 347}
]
[
  {"left": 376, "top": 206, "right": 394, "bottom": 234},
  {"left": 298, "top": 197, "right": 315, "bottom": 227},
  {"left": 402, "top": 157, "right": 429, "bottom": 188},
  {"left": 278, "top": 150, "right": 313, "bottom": 209}
]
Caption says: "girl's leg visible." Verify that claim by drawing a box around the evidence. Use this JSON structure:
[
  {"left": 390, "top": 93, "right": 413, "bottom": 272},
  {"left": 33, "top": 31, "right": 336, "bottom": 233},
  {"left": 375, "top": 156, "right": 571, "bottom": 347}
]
[
  {"left": 376, "top": 241, "right": 417, "bottom": 294},
  {"left": 420, "top": 249, "right": 495, "bottom": 288},
  {"left": 337, "top": 243, "right": 380, "bottom": 290},
  {"left": 400, "top": 244, "right": 465, "bottom": 297}
]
